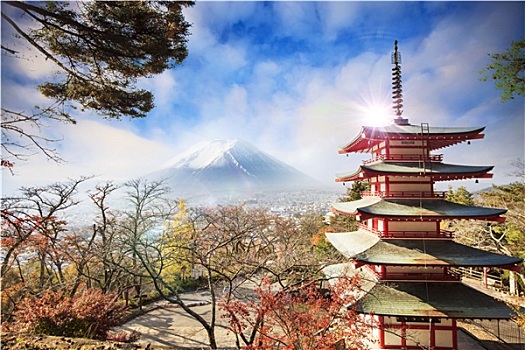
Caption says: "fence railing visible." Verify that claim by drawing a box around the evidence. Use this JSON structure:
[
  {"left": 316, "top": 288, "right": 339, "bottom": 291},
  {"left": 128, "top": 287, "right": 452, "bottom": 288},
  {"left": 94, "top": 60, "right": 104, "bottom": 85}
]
[
  {"left": 361, "top": 191, "right": 446, "bottom": 199},
  {"left": 358, "top": 223, "right": 454, "bottom": 239},
  {"left": 450, "top": 267, "right": 504, "bottom": 289},
  {"left": 461, "top": 319, "right": 525, "bottom": 350},
  {"left": 363, "top": 154, "right": 443, "bottom": 164}
]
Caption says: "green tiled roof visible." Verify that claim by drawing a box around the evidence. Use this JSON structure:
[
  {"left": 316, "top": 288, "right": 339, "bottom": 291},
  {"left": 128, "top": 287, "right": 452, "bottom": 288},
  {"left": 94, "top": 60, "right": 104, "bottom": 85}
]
[
  {"left": 332, "top": 197, "right": 382, "bottom": 213},
  {"left": 326, "top": 231, "right": 522, "bottom": 267},
  {"left": 322, "top": 263, "right": 378, "bottom": 294},
  {"left": 336, "top": 162, "right": 493, "bottom": 181},
  {"left": 332, "top": 199, "right": 506, "bottom": 219},
  {"left": 326, "top": 231, "right": 380, "bottom": 259},
  {"left": 363, "top": 162, "right": 492, "bottom": 175},
  {"left": 356, "top": 282, "right": 517, "bottom": 319}
]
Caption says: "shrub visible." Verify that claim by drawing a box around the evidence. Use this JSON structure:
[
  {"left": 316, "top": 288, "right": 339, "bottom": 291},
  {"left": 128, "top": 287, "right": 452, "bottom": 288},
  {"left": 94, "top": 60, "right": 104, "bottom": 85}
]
[{"left": 6, "top": 287, "right": 128, "bottom": 339}]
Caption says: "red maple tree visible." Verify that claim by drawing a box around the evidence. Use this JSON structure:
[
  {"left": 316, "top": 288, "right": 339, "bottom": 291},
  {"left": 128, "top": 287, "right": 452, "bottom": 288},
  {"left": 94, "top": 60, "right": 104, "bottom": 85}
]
[{"left": 220, "top": 275, "right": 370, "bottom": 350}]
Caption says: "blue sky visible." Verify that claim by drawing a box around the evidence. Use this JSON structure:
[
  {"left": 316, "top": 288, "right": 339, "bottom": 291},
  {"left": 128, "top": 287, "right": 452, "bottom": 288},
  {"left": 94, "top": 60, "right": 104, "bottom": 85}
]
[{"left": 2, "top": 1, "right": 524, "bottom": 195}]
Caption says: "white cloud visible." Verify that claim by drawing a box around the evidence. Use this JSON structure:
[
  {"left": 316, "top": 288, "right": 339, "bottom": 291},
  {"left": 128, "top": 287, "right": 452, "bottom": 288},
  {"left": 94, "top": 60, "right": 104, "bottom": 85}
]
[
  {"left": 2, "top": 120, "right": 173, "bottom": 194},
  {"left": 316, "top": 2, "right": 361, "bottom": 40}
]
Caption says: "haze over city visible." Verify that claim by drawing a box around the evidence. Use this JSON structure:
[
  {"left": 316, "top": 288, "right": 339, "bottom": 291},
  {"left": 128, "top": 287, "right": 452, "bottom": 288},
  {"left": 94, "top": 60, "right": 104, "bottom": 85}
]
[{"left": 2, "top": 1, "right": 524, "bottom": 195}]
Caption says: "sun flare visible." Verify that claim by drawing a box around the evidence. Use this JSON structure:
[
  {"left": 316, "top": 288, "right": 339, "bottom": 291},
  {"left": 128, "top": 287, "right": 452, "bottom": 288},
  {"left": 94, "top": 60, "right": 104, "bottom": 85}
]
[
  {"left": 361, "top": 103, "right": 392, "bottom": 126},
  {"left": 346, "top": 83, "right": 394, "bottom": 127}
]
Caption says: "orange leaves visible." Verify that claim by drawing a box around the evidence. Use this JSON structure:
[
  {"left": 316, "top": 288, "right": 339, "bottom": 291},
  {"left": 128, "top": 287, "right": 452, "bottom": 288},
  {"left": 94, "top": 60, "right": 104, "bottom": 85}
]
[
  {"left": 5, "top": 287, "right": 128, "bottom": 339},
  {"left": 1, "top": 159, "right": 14, "bottom": 168},
  {"left": 220, "top": 276, "right": 368, "bottom": 350}
]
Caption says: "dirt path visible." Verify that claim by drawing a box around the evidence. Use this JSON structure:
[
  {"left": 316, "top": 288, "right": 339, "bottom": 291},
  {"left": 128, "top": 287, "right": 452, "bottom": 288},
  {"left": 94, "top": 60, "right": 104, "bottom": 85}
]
[{"left": 115, "top": 291, "right": 238, "bottom": 349}]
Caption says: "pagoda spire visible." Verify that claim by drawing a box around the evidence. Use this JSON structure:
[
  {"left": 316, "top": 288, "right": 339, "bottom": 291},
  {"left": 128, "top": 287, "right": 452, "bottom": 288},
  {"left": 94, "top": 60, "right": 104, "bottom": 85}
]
[{"left": 391, "top": 40, "right": 407, "bottom": 125}]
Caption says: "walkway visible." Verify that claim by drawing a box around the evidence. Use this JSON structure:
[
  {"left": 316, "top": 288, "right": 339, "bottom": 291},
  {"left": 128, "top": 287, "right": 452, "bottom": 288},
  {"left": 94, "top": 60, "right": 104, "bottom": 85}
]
[
  {"left": 462, "top": 277, "right": 525, "bottom": 308},
  {"left": 115, "top": 290, "right": 238, "bottom": 349}
]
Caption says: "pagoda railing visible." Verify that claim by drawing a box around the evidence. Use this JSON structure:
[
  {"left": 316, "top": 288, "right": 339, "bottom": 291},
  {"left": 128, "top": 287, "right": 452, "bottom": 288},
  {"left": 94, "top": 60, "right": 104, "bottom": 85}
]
[
  {"left": 363, "top": 154, "right": 443, "bottom": 164},
  {"left": 361, "top": 191, "right": 446, "bottom": 199},
  {"left": 380, "top": 272, "right": 461, "bottom": 282},
  {"left": 450, "top": 267, "right": 504, "bottom": 289},
  {"left": 358, "top": 223, "right": 454, "bottom": 239},
  {"left": 364, "top": 265, "right": 461, "bottom": 281}
]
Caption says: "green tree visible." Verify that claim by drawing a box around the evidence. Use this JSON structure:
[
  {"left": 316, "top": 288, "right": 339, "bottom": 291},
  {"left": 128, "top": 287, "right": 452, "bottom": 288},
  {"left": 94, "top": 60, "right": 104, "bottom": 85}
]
[
  {"left": 450, "top": 161, "right": 525, "bottom": 295},
  {"left": 328, "top": 181, "right": 368, "bottom": 233},
  {"left": 1, "top": 1, "right": 193, "bottom": 165},
  {"left": 445, "top": 185, "right": 474, "bottom": 205},
  {"left": 300, "top": 212, "right": 339, "bottom": 259},
  {"left": 339, "top": 181, "right": 369, "bottom": 202},
  {"left": 480, "top": 38, "right": 525, "bottom": 101}
]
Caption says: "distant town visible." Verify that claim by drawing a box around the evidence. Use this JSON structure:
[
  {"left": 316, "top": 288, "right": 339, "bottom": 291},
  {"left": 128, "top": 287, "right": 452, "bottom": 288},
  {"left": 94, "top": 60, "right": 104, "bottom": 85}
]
[{"left": 184, "top": 187, "right": 343, "bottom": 218}]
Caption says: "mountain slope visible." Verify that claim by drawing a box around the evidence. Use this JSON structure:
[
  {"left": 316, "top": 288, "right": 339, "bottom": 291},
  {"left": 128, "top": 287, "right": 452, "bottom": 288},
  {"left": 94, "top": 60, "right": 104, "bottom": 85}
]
[{"left": 148, "top": 139, "right": 322, "bottom": 199}]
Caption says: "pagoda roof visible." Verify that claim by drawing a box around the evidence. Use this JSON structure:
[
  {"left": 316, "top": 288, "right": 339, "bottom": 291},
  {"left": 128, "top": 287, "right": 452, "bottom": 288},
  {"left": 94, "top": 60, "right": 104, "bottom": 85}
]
[
  {"left": 325, "top": 231, "right": 522, "bottom": 268},
  {"left": 332, "top": 198, "right": 506, "bottom": 221},
  {"left": 356, "top": 282, "right": 517, "bottom": 319},
  {"left": 323, "top": 264, "right": 518, "bottom": 319},
  {"left": 336, "top": 162, "right": 494, "bottom": 182},
  {"left": 340, "top": 124, "right": 485, "bottom": 154}
]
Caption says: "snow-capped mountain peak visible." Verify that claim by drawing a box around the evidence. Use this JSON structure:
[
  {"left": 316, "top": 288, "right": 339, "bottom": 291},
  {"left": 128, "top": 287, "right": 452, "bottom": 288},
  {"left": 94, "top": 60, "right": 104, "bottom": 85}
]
[
  {"left": 161, "top": 139, "right": 248, "bottom": 170},
  {"left": 149, "top": 139, "right": 322, "bottom": 200}
]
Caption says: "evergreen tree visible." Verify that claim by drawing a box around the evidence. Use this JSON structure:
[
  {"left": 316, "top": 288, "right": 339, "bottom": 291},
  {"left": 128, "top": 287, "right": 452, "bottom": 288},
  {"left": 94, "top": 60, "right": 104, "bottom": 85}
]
[
  {"left": 1, "top": 1, "right": 193, "bottom": 165},
  {"left": 339, "top": 181, "right": 369, "bottom": 202},
  {"left": 480, "top": 39, "right": 525, "bottom": 101},
  {"left": 445, "top": 185, "right": 474, "bottom": 205}
]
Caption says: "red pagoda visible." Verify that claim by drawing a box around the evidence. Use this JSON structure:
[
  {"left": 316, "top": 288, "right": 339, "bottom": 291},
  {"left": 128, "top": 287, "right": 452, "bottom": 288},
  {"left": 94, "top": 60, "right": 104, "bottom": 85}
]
[{"left": 325, "top": 41, "right": 522, "bottom": 349}]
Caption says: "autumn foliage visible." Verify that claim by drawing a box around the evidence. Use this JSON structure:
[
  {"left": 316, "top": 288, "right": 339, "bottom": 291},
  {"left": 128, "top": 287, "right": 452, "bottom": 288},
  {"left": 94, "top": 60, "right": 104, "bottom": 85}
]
[
  {"left": 3, "top": 287, "right": 128, "bottom": 340},
  {"left": 220, "top": 275, "right": 369, "bottom": 350}
]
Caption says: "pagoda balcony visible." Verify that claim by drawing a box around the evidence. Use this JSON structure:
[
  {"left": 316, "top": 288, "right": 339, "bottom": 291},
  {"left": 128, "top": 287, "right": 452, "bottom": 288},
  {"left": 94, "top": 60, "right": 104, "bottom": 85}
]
[
  {"left": 361, "top": 191, "right": 446, "bottom": 199},
  {"left": 358, "top": 223, "right": 455, "bottom": 239},
  {"left": 364, "top": 266, "right": 461, "bottom": 281},
  {"left": 363, "top": 154, "right": 443, "bottom": 164},
  {"left": 380, "top": 272, "right": 461, "bottom": 282}
]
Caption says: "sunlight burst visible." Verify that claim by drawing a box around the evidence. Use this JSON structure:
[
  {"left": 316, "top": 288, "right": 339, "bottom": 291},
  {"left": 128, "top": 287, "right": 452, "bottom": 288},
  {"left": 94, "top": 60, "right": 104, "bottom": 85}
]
[
  {"left": 360, "top": 102, "right": 392, "bottom": 126},
  {"left": 352, "top": 85, "right": 393, "bottom": 127}
]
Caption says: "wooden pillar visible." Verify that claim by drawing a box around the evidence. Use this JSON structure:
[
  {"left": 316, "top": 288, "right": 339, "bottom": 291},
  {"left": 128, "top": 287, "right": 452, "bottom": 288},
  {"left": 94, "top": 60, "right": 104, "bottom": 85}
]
[
  {"left": 510, "top": 271, "right": 517, "bottom": 295},
  {"left": 378, "top": 316, "right": 385, "bottom": 348},
  {"left": 429, "top": 318, "right": 435, "bottom": 349},
  {"left": 452, "top": 319, "right": 458, "bottom": 350},
  {"left": 400, "top": 321, "right": 407, "bottom": 348}
]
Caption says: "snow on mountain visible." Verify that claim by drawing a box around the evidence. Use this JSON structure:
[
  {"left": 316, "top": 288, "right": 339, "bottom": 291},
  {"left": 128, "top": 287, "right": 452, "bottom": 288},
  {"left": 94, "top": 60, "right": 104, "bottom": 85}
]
[
  {"left": 161, "top": 139, "right": 241, "bottom": 170},
  {"left": 148, "top": 139, "right": 324, "bottom": 202}
]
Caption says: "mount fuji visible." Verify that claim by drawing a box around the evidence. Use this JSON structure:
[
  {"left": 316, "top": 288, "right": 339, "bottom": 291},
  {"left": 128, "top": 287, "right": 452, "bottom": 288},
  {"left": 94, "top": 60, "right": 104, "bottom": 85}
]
[{"left": 148, "top": 139, "right": 324, "bottom": 201}]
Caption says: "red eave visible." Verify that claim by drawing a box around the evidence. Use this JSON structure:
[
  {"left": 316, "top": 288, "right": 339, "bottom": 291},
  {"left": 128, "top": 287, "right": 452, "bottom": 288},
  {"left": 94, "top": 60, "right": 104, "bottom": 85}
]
[
  {"left": 501, "top": 264, "right": 522, "bottom": 273},
  {"left": 339, "top": 128, "right": 485, "bottom": 154},
  {"left": 432, "top": 172, "right": 493, "bottom": 181},
  {"left": 339, "top": 136, "right": 382, "bottom": 154},
  {"left": 336, "top": 170, "right": 493, "bottom": 183}
]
